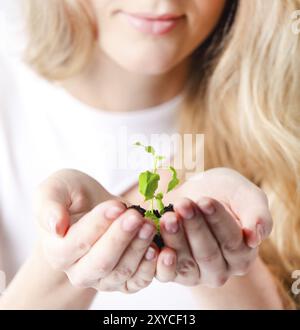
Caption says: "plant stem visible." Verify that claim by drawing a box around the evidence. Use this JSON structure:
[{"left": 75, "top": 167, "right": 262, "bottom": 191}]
[
  {"left": 152, "top": 156, "right": 159, "bottom": 212},
  {"left": 153, "top": 157, "right": 158, "bottom": 174}
]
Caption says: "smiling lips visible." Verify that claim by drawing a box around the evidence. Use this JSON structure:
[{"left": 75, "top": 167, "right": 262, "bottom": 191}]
[{"left": 120, "top": 12, "right": 184, "bottom": 36}]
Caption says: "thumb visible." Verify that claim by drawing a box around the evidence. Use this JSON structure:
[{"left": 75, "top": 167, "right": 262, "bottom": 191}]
[{"left": 34, "top": 178, "right": 71, "bottom": 237}]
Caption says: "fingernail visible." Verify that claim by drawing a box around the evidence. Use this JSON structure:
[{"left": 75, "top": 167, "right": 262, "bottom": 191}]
[
  {"left": 184, "top": 207, "right": 194, "bottom": 220},
  {"left": 145, "top": 247, "right": 156, "bottom": 261},
  {"left": 122, "top": 215, "right": 142, "bottom": 232},
  {"left": 48, "top": 216, "right": 58, "bottom": 234},
  {"left": 163, "top": 254, "right": 175, "bottom": 266},
  {"left": 105, "top": 206, "right": 125, "bottom": 220},
  {"left": 138, "top": 223, "right": 155, "bottom": 240},
  {"left": 164, "top": 215, "right": 179, "bottom": 234},
  {"left": 198, "top": 200, "right": 215, "bottom": 216}
]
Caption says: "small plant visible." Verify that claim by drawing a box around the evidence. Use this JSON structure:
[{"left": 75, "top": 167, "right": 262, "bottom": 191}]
[{"left": 133, "top": 142, "right": 179, "bottom": 235}]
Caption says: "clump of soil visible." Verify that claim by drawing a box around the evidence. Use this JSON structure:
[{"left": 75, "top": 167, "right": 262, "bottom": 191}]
[{"left": 128, "top": 204, "right": 174, "bottom": 249}]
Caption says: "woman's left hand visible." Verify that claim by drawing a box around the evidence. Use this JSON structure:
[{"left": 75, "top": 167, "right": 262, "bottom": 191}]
[{"left": 155, "top": 168, "right": 273, "bottom": 287}]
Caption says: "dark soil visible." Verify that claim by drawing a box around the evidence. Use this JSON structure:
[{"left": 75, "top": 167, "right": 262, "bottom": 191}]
[{"left": 128, "top": 204, "right": 174, "bottom": 249}]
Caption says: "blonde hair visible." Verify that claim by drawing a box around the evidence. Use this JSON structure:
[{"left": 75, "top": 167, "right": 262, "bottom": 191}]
[
  {"left": 24, "top": 0, "right": 300, "bottom": 308},
  {"left": 24, "top": 0, "right": 97, "bottom": 80}
]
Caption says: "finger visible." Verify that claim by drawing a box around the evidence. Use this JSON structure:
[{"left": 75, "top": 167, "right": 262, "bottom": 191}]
[
  {"left": 126, "top": 245, "right": 158, "bottom": 293},
  {"left": 65, "top": 209, "right": 144, "bottom": 287},
  {"left": 156, "top": 247, "right": 177, "bottom": 283},
  {"left": 34, "top": 177, "right": 71, "bottom": 236},
  {"left": 197, "top": 197, "right": 244, "bottom": 250},
  {"left": 197, "top": 197, "right": 255, "bottom": 276},
  {"left": 45, "top": 200, "right": 127, "bottom": 269},
  {"left": 175, "top": 198, "right": 227, "bottom": 287},
  {"left": 95, "top": 245, "right": 158, "bottom": 293},
  {"left": 100, "top": 220, "right": 156, "bottom": 285},
  {"left": 230, "top": 186, "right": 273, "bottom": 248},
  {"left": 160, "top": 211, "right": 200, "bottom": 286}
]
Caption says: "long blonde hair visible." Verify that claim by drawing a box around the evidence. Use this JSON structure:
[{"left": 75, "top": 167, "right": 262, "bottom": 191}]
[{"left": 24, "top": 0, "right": 300, "bottom": 308}]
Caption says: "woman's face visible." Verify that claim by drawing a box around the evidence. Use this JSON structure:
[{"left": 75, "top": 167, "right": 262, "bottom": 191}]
[{"left": 90, "top": 0, "right": 226, "bottom": 74}]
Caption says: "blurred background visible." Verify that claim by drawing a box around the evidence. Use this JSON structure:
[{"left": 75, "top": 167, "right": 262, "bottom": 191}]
[{"left": 0, "top": 0, "right": 26, "bottom": 57}]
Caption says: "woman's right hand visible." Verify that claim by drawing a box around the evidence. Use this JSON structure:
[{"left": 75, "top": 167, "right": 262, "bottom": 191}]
[{"left": 34, "top": 169, "right": 158, "bottom": 293}]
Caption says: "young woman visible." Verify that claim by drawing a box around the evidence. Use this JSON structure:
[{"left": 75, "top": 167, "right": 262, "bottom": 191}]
[{"left": 0, "top": 0, "right": 299, "bottom": 309}]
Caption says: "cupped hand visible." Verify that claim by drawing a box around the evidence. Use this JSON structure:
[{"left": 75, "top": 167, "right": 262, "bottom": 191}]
[
  {"left": 155, "top": 168, "right": 273, "bottom": 287},
  {"left": 34, "top": 169, "right": 158, "bottom": 293}
]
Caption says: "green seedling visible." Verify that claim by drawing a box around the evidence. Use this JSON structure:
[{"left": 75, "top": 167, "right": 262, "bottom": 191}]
[{"left": 134, "top": 142, "right": 180, "bottom": 233}]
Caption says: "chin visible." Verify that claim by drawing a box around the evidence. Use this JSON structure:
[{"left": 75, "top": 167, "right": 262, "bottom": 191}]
[{"left": 119, "top": 53, "right": 179, "bottom": 75}]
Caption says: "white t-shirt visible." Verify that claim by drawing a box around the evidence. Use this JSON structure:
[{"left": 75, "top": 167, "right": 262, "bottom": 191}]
[{"left": 0, "top": 50, "right": 198, "bottom": 309}]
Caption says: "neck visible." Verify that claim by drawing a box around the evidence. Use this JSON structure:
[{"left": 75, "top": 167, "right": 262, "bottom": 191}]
[{"left": 61, "top": 50, "right": 189, "bottom": 112}]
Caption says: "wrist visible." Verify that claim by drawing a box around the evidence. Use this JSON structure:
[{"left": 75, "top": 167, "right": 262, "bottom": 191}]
[
  {"left": 0, "top": 242, "right": 97, "bottom": 309},
  {"left": 31, "top": 241, "right": 68, "bottom": 285}
]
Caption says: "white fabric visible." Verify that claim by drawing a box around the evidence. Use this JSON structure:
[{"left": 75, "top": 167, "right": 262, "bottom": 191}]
[{"left": 0, "top": 49, "right": 198, "bottom": 309}]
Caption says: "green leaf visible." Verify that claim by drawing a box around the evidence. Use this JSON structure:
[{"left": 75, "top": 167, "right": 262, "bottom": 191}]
[
  {"left": 155, "top": 193, "right": 164, "bottom": 214},
  {"left": 156, "top": 199, "right": 164, "bottom": 214},
  {"left": 144, "top": 210, "right": 160, "bottom": 232},
  {"left": 138, "top": 171, "right": 160, "bottom": 201},
  {"left": 157, "top": 155, "right": 165, "bottom": 161},
  {"left": 145, "top": 210, "right": 159, "bottom": 221},
  {"left": 155, "top": 192, "right": 163, "bottom": 200},
  {"left": 167, "top": 166, "right": 179, "bottom": 193},
  {"left": 145, "top": 145, "right": 155, "bottom": 155},
  {"left": 134, "top": 142, "right": 156, "bottom": 156}
]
